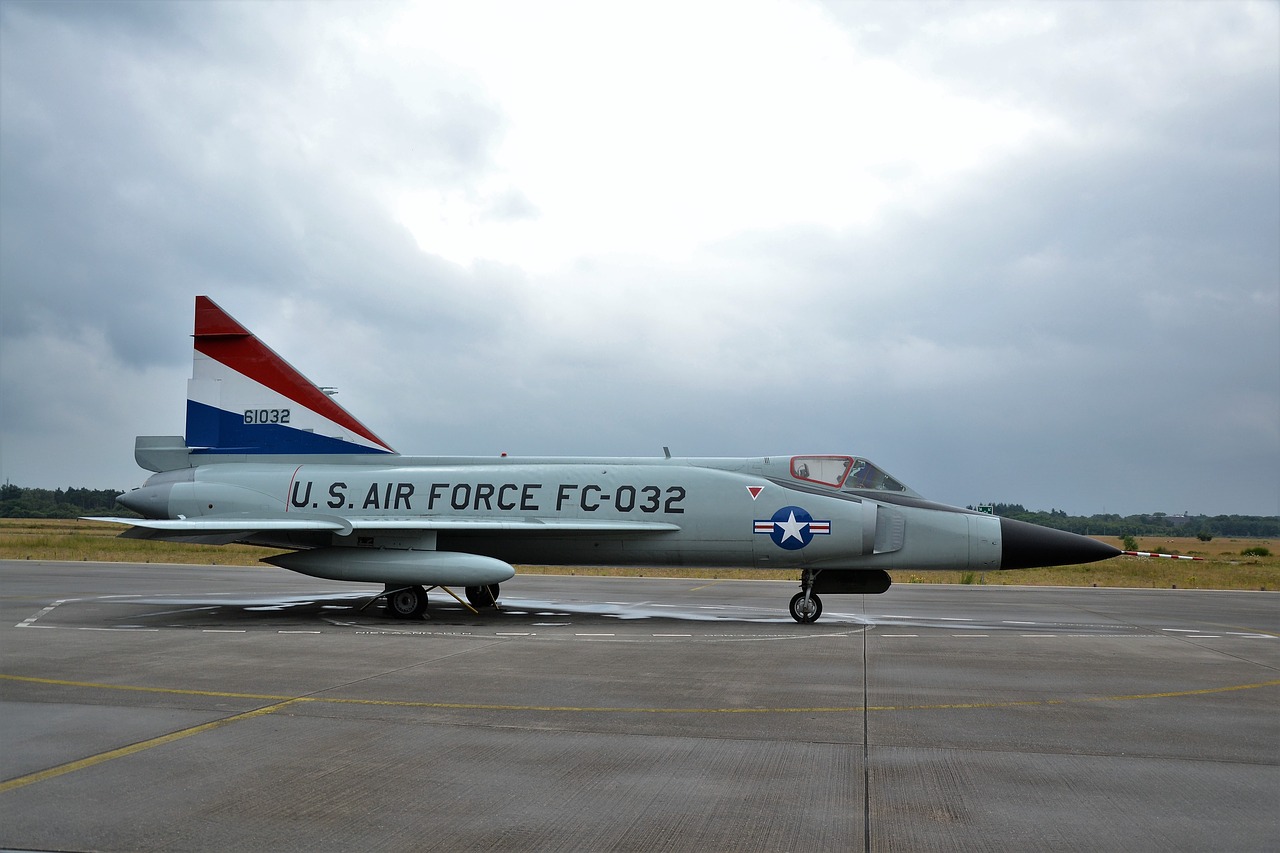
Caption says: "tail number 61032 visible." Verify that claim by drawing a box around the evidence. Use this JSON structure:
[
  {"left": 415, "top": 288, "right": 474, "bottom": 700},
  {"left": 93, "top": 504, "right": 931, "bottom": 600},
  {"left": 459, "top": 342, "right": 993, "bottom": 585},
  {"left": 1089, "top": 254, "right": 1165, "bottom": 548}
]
[{"left": 244, "top": 409, "right": 291, "bottom": 425}]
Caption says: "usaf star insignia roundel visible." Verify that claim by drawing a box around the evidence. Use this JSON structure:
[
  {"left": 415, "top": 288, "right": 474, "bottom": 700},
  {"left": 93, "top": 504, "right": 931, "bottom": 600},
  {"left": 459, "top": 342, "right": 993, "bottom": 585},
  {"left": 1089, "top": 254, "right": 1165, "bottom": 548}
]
[{"left": 753, "top": 505, "right": 832, "bottom": 550}]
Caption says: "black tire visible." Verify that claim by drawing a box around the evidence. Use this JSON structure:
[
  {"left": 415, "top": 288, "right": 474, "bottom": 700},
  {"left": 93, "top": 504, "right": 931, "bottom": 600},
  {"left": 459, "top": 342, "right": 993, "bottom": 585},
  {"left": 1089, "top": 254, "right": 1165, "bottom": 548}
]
[
  {"left": 386, "top": 585, "right": 427, "bottom": 619},
  {"left": 465, "top": 583, "right": 500, "bottom": 608},
  {"left": 788, "top": 591, "right": 822, "bottom": 623}
]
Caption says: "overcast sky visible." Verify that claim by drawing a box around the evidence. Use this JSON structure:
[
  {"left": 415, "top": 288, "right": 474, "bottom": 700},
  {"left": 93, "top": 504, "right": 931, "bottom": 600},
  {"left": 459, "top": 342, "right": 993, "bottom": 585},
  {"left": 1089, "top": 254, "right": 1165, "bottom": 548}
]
[{"left": 2, "top": 0, "right": 1277, "bottom": 517}]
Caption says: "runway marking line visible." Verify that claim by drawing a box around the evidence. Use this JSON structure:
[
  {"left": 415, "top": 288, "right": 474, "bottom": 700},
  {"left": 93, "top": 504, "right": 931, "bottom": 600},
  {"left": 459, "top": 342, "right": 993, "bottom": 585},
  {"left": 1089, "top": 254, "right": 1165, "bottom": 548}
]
[
  {"left": 0, "top": 697, "right": 300, "bottom": 794},
  {"left": 687, "top": 580, "right": 726, "bottom": 592},
  {"left": 3, "top": 674, "right": 1277, "bottom": 721},
  {"left": 2, "top": 670, "right": 1277, "bottom": 797},
  {"left": 15, "top": 599, "right": 71, "bottom": 628}
]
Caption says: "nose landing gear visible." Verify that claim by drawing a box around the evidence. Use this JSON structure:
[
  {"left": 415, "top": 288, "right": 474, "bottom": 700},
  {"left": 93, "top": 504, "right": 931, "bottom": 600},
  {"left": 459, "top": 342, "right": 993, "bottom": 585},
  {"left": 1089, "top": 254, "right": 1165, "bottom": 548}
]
[
  {"left": 786, "top": 569, "right": 893, "bottom": 622},
  {"left": 789, "top": 569, "right": 822, "bottom": 623}
]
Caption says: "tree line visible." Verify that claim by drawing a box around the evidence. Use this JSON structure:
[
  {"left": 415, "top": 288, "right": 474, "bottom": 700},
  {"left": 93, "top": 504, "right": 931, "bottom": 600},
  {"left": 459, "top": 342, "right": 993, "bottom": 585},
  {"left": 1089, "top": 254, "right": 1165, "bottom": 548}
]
[
  {"left": 975, "top": 503, "right": 1279, "bottom": 539},
  {"left": 0, "top": 485, "right": 137, "bottom": 519},
  {"left": 1, "top": 485, "right": 1276, "bottom": 536}
]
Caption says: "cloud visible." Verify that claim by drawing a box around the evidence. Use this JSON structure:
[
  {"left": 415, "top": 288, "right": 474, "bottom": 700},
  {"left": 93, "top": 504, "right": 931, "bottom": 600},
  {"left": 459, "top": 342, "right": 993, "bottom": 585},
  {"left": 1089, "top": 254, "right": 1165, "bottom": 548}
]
[{"left": 1, "top": 0, "right": 1276, "bottom": 517}]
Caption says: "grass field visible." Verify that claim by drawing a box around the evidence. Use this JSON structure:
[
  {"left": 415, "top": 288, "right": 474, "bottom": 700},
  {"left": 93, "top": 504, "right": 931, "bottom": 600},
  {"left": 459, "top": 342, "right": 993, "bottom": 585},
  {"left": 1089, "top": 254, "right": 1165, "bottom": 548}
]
[{"left": 2, "top": 519, "right": 1276, "bottom": 591}]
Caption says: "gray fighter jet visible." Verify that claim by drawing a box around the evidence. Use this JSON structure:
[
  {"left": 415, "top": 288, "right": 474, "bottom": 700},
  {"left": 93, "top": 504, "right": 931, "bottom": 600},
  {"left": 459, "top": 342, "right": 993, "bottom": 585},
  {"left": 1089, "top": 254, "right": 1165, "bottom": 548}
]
[{"left": 102, "top": 297, "right": 1120, "bottom": 622}]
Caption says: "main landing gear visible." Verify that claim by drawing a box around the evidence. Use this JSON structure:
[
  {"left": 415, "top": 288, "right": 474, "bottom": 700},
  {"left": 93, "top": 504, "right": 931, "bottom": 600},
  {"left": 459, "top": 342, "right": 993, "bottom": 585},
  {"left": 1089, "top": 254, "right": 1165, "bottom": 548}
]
[
  {"left": 465, "top": 583, "right": 501, "bottom": 608},
  {"left": 378, "top": 583, "right": 504, "bottom": 619},
  {"left": 384, "top": 584, "right": 429, "bottom": 619},
  {"left": 789, "top": 569, "right": 822, "bottom": 624}
]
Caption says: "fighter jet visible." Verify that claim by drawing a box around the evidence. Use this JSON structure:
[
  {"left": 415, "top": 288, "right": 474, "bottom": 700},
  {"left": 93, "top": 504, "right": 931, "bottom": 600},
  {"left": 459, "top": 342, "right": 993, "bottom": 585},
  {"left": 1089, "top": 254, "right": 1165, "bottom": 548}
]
[{"left": 101, "top": 296, "right": 1120, "bottom": 622}]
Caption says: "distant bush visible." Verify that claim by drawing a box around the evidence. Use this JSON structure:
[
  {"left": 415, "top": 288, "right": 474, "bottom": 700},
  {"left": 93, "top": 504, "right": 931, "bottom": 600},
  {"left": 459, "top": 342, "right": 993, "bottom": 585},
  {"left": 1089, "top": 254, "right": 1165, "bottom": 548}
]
[
  {"left": 1241, "top": 546, "right": 1271, "bottom": 557},
  {"left": 1, "top": 486, "right": 128, "bottom": 518},
  {"left": 1196, "top": 531, "right": 1213, "bottom": 542}
]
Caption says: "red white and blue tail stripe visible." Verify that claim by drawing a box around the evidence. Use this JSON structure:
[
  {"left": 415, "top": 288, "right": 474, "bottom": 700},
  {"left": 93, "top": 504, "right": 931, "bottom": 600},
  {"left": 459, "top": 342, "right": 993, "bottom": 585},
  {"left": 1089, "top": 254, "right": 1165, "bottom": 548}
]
[{"left": 186, "top": 296, "right": 395, "bottom": 457}]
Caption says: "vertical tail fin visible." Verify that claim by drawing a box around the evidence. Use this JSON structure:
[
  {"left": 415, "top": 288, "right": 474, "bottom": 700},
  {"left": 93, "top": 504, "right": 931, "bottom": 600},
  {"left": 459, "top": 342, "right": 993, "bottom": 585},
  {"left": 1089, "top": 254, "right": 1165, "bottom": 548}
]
[{"left": 185, "top": 296, "right": 396, "bottom": 457}]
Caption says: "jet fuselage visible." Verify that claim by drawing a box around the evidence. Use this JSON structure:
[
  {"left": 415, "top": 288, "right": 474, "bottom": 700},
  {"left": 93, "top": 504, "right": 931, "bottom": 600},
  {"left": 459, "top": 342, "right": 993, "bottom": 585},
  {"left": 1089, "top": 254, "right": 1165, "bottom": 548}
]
[{"left": 104, "top": 296, "right": 1122, "bottom": 623}]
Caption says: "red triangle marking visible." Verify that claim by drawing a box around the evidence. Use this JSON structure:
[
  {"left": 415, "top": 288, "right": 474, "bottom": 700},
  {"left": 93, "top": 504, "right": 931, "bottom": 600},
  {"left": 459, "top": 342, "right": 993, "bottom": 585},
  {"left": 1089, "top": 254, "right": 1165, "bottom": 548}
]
[{"left": 747, "top": 486, "right": 764, "bottom": 500}]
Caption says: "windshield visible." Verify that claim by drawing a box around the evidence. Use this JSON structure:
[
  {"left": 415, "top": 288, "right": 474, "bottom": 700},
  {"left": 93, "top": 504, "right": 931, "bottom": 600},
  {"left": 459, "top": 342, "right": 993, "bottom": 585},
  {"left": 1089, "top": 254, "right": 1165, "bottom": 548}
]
[
  {"left": 845, "top": 458, "right": 914, "bottom": 494},
  {"left": 790, "top": 455, "right": 853, "bottom": 487},
  {"left": 790, "top": 455, "right": 918, "bottom": 496}
]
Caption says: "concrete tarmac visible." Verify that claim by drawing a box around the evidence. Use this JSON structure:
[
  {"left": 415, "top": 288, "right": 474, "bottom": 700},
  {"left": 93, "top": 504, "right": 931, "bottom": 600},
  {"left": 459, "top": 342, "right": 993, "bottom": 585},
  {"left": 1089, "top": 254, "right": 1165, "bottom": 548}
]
[{"left": 1, "top": 560, "right": 1277, "bottom": 852}]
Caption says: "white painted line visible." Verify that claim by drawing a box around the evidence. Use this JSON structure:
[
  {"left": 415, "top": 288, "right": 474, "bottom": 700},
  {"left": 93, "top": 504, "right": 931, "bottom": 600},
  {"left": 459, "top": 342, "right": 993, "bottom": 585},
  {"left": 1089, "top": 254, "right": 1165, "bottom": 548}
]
[
  {"left": 131, "top": 605, "right": 221, "bottom": 619},
  {"left": 202, "top": 629, "right": 246, "bottom": 633},
  {"left": 576, "top": 633, "right": 615, "bottom": 637},
  {"left": 653, "top": 633, "right": 691, "bottom": 637},
  {"left": 16, "top": 600, "right": 69, "bottom": 628},
  {"left": 495, "top": 632, "right": 532, "bottom": 636},
  {"left": 937, "top": 617, "right": 973, "bottom": 622},
  {"left": 278, "top": 630, "right": 321, "bottom": 634},
  {"left": 952, "top": 634, "right": 989, "bottom": 638},
  {"left": 1020, "top": 634, "right": 1057, "bottom": 638},
  {"left": 1162, "top": 628, "right": 1199, "bottom": 633},
  {"left": 880, "top": 634, "right": 918, "bottom": 637},
  {"left": 1003, "top": 620, "right": 1037, "bottom": 625}
]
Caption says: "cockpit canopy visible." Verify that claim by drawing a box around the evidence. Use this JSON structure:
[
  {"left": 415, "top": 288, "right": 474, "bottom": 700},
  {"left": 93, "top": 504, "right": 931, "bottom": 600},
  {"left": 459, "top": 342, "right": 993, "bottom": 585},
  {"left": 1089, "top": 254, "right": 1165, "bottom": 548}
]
[{"left": 790, "top": 455, "right": 919, "bottom": 497}]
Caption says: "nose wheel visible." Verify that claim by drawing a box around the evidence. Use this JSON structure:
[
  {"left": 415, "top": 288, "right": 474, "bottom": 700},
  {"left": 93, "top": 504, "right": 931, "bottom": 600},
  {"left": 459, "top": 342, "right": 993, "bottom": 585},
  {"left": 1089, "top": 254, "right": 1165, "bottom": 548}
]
[
  {"left": 789, "top": 591, "right": 823, "bottom": 623},
  {"left": 789, "top": 570, "right": 823, "bottom": 623}
]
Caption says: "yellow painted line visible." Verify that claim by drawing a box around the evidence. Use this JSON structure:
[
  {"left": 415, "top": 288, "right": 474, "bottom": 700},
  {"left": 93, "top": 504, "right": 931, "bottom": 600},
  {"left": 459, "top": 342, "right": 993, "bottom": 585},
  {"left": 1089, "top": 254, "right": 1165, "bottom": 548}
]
[
  {"left": 1100, "top": 681, "right": 1280, "bottom": 702},
  {"left": 688, "top": 579, "right": 726, "bottom": 592},
  {"left": 3, "top": 674, "right": 1278, "bottom": 718},
  {"left": 1, "top": 674, "right": 288, "bottom": 702},
  {"left": 0, "top": 699, "right": 298, "bottom": 794}
]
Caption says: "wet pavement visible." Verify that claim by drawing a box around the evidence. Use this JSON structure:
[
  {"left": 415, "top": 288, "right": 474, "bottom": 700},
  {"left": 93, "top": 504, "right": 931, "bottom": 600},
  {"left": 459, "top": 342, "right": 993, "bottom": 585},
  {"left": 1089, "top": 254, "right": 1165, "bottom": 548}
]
[{"left": 2, "top": 561, "right": 1277, "bottom": 851}]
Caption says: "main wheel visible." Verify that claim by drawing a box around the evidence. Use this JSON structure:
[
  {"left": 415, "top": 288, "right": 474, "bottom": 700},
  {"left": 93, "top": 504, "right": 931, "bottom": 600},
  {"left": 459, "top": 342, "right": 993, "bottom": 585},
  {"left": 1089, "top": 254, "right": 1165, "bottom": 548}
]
[
  {"left": 789, "top": 591, "right": 823, "bottom": 623},
  {"left": 386, "top": 585, "right": 427, "bottom": 619},
  {"left": 465, "top": 583, "right": 501, "bottom": 608}
]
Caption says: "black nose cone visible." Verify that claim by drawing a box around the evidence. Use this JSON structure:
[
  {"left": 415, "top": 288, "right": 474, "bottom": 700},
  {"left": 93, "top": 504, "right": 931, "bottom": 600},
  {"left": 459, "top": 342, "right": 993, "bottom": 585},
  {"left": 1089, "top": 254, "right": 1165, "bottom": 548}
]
[{"left": 999, "top": 517, "right": 1121, "bottom": 570}]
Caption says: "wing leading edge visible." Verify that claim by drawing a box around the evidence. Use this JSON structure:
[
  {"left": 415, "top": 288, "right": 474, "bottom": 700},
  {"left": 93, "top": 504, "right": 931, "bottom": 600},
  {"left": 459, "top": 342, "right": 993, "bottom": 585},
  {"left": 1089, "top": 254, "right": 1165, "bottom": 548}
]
[{"left": 93, "top": 515, "right": 681, "bottom": 537}]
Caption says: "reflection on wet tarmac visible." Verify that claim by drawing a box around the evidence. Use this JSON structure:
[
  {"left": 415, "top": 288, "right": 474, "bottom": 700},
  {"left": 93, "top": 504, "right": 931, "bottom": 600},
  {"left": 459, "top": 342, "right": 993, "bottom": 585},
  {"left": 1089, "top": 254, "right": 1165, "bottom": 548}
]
[{"left": 37, "top": 592, "right": 1153, "bottom": 636}]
